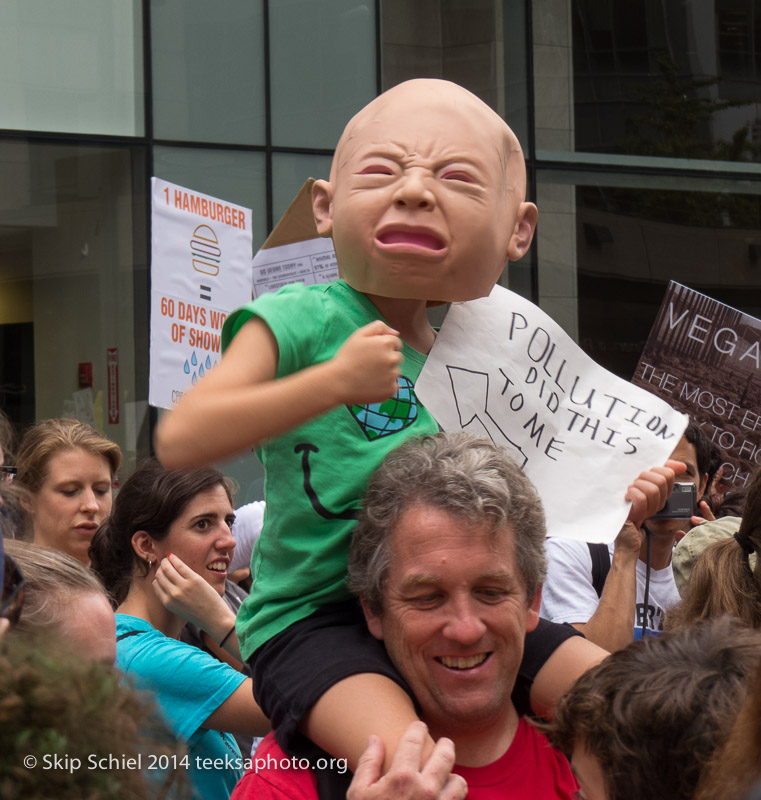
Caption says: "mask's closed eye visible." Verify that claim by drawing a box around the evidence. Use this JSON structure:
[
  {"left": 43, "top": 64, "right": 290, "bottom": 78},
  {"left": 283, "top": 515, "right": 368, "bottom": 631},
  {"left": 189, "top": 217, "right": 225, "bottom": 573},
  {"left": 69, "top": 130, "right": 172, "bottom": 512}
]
[
  {"left": 359, "top": 165, "right": 394, "bottom": 175},
  {"left": 441, "top": 170, "right": 474, "bottom": 183}
]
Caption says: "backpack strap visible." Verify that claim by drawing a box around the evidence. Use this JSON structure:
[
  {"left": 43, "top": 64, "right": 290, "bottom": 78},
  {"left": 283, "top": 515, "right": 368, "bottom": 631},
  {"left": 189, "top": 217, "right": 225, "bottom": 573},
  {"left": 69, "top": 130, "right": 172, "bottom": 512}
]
[{"left": 587, "top": 542, "right": 611, "bottom": 599}]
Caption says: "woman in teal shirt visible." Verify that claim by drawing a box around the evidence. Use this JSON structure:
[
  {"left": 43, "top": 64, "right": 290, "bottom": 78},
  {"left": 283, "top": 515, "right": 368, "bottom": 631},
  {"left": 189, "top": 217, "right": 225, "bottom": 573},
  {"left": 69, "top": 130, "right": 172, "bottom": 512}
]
[{"left": 90, "top": 459, "right": 269, "bottom": 799}]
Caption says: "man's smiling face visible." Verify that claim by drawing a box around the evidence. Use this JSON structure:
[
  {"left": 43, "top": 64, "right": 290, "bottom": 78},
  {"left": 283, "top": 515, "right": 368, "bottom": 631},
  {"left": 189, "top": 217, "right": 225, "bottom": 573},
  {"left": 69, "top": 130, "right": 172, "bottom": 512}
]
[{"left": 363, "top": 502, "right": 540, "bottom": 738}]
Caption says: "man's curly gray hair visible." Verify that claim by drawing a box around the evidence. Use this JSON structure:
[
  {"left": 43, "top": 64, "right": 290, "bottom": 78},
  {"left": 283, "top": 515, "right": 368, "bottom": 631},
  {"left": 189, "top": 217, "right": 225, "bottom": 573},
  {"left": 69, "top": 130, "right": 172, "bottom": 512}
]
[{"left": 348, "top": 432, "right": 547, "bottom": 616}]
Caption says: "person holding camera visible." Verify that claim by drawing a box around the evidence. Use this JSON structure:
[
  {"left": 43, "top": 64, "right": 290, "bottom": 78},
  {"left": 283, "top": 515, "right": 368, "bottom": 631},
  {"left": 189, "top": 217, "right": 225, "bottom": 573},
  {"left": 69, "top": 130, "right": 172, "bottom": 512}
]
[{"left": 540, "top": 420, "right": 716, "bottom": 651}]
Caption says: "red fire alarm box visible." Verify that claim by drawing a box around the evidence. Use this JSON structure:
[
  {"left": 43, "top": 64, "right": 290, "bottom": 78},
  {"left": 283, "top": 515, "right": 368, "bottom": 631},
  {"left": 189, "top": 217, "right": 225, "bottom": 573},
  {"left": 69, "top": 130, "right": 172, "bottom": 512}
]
[{"left": 78, "top": 362, "right": 93, "bottom": 388}]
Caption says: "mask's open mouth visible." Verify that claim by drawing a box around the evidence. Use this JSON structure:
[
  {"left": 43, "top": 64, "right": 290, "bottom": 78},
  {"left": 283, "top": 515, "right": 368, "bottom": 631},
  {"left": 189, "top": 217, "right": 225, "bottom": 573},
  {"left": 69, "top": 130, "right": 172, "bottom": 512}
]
[{"left": 377, "top": 229, "right": 445, "bottom": 251}]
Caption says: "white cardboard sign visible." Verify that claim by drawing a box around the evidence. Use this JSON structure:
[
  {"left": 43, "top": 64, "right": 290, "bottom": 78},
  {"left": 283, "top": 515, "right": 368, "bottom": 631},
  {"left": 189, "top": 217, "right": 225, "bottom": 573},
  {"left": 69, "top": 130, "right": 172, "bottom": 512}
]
[
  {"left": 252, "top": 238, "right": 338, "bottom": 298},
  {"left": 149, "top": 178, "right": 252, "bottom": 410},
  {"left": 416, "top": 285, "right": 687, "bottom": 542}
]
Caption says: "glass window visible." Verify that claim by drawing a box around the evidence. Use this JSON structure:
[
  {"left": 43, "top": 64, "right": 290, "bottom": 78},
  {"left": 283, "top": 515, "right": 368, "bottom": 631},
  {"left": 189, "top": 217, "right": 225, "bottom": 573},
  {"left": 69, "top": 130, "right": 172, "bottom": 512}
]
[
  {"left": 0, "top": 139, "right": 149, "bottom": 473},
  {"left": 537, "top": 169, "right": 761, "bottom": 377},
  {"left": 539, "top": 0, "right": 761, "bottom": 165},
  {"left": 272, "top": 152, "right": 332, "bottom": 224},
  {"left": 381, "top": 0, "right": 528, "bottom": 140},
  {"left": 0, "top": 0, "right": 144, "bottom": 136},
  {"left": 152, "top": 145, "right": 268, "bottom": 255},
  {"left": 151, "top": 0, "right": 266, "bottom": 145},
  {"left": 379, "top": 1, "right": 534, "bottom": 298},
  {"left": 533, "top": 0, "right": 574, "bottom": 153},
  {"left": 535, "top": 179, "right": 578, "bottom": 339},
  {"left": 269, "top": 0, "right": 376, "bottom": 149}
]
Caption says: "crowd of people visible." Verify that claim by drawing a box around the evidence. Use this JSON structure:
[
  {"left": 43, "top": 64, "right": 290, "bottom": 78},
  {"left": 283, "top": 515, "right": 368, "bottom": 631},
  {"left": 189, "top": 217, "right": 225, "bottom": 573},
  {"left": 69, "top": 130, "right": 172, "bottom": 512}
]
[
  {"left": 4, "top": 77, "right": 761, "bottom": 800},
  {"left": 3, "top": 411, "right": 761, "bottom": 800}
]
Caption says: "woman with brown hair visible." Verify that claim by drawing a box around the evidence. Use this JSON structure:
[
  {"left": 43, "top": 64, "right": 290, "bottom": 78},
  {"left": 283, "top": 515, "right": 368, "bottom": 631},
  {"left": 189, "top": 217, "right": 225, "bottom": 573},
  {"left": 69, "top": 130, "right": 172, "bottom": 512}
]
[
  {"left": 89, "top": 457, "right": 268, "bottom": 800},
  {"left": 15, "top": 418, "right": 121, "bottom": 564},
  {"left": 666, "top": 464, "right": 761, "bottom": 632}
]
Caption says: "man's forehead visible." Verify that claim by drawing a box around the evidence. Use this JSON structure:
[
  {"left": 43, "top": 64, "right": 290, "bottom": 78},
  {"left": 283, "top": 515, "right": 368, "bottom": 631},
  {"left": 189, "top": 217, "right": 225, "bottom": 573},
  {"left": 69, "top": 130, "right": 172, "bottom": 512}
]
[
  {"left": 671, "top": 435, "right": 698, "bottom": 466},
  {"left": 397, "top": 566, "right": 519, "bottom": 591},
  {"left": 387, "top": 505, "right": 518, "bottom": 567}
]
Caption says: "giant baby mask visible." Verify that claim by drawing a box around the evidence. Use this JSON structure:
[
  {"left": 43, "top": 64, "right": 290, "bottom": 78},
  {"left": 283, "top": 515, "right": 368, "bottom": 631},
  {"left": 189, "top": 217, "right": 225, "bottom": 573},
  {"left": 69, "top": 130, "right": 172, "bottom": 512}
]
[{"left": 312, "top": 79, "right": 537, "bottom": 302}]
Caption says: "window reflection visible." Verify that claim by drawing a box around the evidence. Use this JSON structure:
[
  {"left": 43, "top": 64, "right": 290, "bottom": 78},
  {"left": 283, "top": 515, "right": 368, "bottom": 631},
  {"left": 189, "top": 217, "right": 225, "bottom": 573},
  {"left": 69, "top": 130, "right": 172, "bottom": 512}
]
[
  {"left": 0, "top": 141, "right": 149, "bottom": 473},
  {"left": 572, "top": 0, "right": 761, "bottom": 162},
  {"left": 574, "top": 185, "right": 761, "bottom": 377}
]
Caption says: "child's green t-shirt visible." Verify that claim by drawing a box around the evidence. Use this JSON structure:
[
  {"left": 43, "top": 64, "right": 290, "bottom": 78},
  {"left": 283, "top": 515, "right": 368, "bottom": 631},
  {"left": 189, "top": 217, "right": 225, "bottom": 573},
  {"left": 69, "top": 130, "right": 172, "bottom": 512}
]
[{"left": 222, "top": 280, "right": 439, "bottom": 660}]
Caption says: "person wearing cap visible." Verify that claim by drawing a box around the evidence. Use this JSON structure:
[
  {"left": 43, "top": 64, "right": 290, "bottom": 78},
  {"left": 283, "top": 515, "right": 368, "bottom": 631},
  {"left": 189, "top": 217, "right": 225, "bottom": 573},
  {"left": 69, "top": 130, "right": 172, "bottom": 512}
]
[{"left": 671, "top": 514, "right": 744, "bottom": 596}]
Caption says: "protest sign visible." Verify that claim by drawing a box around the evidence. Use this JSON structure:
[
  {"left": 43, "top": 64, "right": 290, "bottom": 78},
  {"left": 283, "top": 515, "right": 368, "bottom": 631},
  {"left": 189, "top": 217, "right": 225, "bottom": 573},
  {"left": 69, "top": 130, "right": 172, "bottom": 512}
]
[
  {"left": 252, "top": 239, "right": 338, "bottom": 298},
  {"left": 416, "top": 285, "right": 687, "bottom": 542},
  {"left": 251, "top": 178, "right": 338, "bottom": 298},
  {"left": 632, "top": 281, "right": 761, "bottom": 488},
  {"left": 149, "top": 178, "right": 252, "bottom": 410}
]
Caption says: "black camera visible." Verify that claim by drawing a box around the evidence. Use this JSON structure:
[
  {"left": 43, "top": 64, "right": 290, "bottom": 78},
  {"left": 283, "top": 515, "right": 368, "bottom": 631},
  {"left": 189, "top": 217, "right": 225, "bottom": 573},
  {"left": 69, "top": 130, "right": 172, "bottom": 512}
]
[{"left": 651, "top": 482, "right": 697, "bottom": 519}]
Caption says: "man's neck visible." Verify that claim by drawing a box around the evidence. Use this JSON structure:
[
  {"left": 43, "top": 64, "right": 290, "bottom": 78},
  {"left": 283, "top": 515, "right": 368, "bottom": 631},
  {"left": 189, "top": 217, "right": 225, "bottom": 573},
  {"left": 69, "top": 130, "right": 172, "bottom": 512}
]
[
  {"left": 638, "top": 531, "right": 675, "bottom": 570},
  {"left": 426, "top": 703, "right": 521, "bottom": 768}
]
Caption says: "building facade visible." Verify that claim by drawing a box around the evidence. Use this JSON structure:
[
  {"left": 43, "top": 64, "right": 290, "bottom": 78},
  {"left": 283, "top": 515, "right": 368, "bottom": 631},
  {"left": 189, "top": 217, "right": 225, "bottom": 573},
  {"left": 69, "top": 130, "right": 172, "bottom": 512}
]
[{"left": 2, "top": 0, "right": 761, "bottom": 495}]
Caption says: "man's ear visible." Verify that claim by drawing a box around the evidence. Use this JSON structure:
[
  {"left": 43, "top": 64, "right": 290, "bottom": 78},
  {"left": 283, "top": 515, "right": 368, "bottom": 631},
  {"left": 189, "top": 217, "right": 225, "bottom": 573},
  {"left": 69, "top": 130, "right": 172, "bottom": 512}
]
[
  {"left": 360, "top": 597, "right": 384, "bottom": 641},
  {"left": 506, "top": 201, "right": 538, "bottom": 262},
  {"left": 525, "top": 586, "right": 542, "bottom": 634},
  {"left": 698, "top": 473, "right": 708, "bottom": 501},
  {"left": 131, "top": 531, "right": 159, "bottom": 564},
  {"left": 312, "top": 179, "right": 335, "bottom": 238}
]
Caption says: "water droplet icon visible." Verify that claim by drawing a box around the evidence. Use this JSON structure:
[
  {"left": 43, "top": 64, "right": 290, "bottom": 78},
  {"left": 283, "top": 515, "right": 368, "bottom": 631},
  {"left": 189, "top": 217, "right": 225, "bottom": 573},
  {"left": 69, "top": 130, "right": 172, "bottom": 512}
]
[
  {"left": 184, "top": 360, "right": 190, "bottom": 374},
  {"left": 205, "top": 355, "right": 211, "bottom": 369},
  {"left": 192, "top": 373, "right": 198, "bottom": 384},
  {"left": 191, "top": 352, "right": 198, "bottom": 366},
  {"left": 199, "top": 364, "right": 205, "bottom": 377}
]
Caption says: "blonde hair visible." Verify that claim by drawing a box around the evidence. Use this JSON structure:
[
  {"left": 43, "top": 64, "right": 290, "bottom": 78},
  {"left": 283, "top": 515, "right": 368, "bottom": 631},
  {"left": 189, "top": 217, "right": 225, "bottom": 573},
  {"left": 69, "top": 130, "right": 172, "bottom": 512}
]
[
  {"left": 15, "top": 418, "right": 121, "bottom": 494},
  {"left": 4, "top": 539, "right": 107, "bottom": 637}
]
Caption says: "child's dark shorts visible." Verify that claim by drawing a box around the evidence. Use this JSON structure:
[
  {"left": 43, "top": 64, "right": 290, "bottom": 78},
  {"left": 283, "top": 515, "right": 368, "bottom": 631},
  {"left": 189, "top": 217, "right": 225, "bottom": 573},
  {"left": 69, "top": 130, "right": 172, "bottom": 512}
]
[{"left": 249, "top": 599, "right": 409, "bottom": 759}]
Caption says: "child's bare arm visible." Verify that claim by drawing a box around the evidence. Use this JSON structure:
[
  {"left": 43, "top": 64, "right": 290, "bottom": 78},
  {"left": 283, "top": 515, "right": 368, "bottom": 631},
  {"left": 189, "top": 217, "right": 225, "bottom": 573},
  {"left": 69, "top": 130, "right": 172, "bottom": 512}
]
[
  {"left": 348, "top": 723, "right": 467, "bottom": 800},
  {"left": 155, "top": 317, "right": 402, "bottom": 468},
  {"left": 302, "top": 674, "right": 435, "bottom": 773},
  {"left": 529, "top": 634, "right": 608, "bottom": 719}
]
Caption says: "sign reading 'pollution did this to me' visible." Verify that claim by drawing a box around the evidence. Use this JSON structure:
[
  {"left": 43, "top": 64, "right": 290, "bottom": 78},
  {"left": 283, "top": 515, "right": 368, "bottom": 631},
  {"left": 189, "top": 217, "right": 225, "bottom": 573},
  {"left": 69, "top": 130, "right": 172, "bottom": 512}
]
[
  {"left": 416, "top": 285, "right": 687, "bottom": 543},
  {"left": 149, "top": 178, "right": 252, "bottom": 410},
  {"left": 632, "top": 281, "right": 761, "bottom": 488}
]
